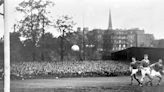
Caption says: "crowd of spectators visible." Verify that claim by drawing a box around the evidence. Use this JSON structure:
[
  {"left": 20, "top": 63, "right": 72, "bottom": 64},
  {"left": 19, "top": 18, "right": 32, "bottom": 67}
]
[{"left": 5, "top": 61, "right": 130, "bottom": 80}]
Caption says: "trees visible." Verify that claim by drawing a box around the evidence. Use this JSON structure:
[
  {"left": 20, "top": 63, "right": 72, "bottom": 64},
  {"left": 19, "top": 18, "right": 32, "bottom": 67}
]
[
  {"left": 55, "top": 15, "right": 75, "bottom": 61},
  {"left": 0, "top": 0, "right": 3, "bottom": 7},
  {"left": 85, "top": 30, "right": 103, "bottom": 60},
  {"left": 0, "top": 38, "right": 3, "bottom": 61},
  {"left": 10, "top": 32, "right": 23, "bottom": 61},
  {"left": 103, "top": 30, "right": 113, "bottom": 51},
  {"left": 158, "top": 39, "right": 164, "bottom": 48},
  {"left": 15, "top": 0, "right": 78, "bottom": 61},
  {"left": 38, "top": 32, "right": 55, "bottom": 61},
  {"left": 16, "top": 0, "right": 54, "bottom": 61},
  {"left": 102, "top": 30, "right": 113, "bottom": 60}
]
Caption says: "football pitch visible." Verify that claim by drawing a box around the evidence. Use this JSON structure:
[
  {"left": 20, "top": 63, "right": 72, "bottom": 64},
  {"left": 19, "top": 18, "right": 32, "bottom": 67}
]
[{"left": 1, "top": 76, "right": 164, "bottom": 92}]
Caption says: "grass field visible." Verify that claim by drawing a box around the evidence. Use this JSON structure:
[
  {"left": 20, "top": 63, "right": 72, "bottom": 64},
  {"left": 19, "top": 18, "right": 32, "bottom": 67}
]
[{"left": 0, "top": 76, "right": 163, "bottom": 92}]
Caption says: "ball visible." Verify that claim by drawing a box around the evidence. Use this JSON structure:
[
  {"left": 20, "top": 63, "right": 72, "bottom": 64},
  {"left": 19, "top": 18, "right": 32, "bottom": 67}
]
[{"left": 71, "top": 45, "right": 80, "bottom": 51}]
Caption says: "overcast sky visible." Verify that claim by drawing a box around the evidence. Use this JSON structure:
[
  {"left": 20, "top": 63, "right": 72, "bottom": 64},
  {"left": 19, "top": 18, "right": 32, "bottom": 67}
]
[{"left": 0, "top": 0, "right": 164, "bottom": 39}]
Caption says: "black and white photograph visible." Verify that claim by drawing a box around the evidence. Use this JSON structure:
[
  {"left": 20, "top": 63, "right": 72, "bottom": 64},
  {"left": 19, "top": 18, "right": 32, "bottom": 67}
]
[{"left": 0, "top": 0, "right": 164, "bottom": 92}]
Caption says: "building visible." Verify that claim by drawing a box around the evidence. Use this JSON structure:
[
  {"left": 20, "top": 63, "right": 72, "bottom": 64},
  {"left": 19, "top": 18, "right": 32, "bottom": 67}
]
[
  {"left": 108, "top": 9, "right": 112, "bottom": 30},
  {"left": 106, "top": 10, "right": 154, "bottom": 52},
  {"left": 109, "top": 28, "right": 154, "bottom": 52},
  {"left": 76, "top": 9, "right": 155, "bottom": 60},
  {"left": 153, "top": 39, "right": 164, "bottom": 48}
]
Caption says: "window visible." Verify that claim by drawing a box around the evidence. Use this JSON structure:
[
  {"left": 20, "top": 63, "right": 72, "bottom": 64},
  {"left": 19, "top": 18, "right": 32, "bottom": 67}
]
[
  {"left": 130, "top": 44, "right": 133, "bottom": 47},
  {"left": 123, "top": 44, "right": 126, "bottom": 48}
]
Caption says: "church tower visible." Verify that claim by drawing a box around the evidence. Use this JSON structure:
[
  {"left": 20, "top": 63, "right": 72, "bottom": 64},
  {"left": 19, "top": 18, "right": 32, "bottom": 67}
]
[{"left": 108, "top": 9, "right": 112, "bottom": 30}]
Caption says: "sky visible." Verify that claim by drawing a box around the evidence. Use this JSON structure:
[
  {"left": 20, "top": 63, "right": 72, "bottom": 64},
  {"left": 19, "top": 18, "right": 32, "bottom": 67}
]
[{"left": 0, "top": 0, "right": 164, "bottom": 39}]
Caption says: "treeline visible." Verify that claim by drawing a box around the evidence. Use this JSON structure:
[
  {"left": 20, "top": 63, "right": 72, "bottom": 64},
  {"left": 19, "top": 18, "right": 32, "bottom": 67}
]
[
  {"left": 0, "top": 29, "right": 163, "bottom": 62},
  {"left": 8, "top": 0, "right": 78, "bottom": 62},
  {"left": 0, "top": 28, "right": 106, "bottom": 62},
  {"left": 0, "top": 0, "right": 105, "bottom": 62},
  {"left": 2, "top": 30, "right": 162, "bottom": 62},
  {"left": 8, "top": 30, "right": 102, "bottom": 62}
]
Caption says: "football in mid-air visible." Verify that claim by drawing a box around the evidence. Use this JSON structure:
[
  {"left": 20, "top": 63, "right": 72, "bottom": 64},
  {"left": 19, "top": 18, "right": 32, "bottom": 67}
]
[{"left": 71, "top": 45, "right": 80, "bottom": 51}]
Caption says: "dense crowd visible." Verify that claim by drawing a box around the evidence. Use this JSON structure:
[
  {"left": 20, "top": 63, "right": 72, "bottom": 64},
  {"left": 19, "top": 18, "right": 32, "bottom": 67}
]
[{"left": 9, "top": 61, "right": 129, "bottom": 79}]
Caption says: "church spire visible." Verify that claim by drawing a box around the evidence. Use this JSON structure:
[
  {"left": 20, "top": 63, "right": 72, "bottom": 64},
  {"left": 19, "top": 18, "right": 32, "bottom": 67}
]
[{"left": 108, "top": 9, "right": 112, "bottom": 30}]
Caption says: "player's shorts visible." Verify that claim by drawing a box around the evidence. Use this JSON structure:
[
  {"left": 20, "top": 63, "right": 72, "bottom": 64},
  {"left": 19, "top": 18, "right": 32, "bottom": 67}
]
[
  {"left": 150, "top": 69, "right": 161, "bottom": 77},
  {"left": 131, "top": 69, "right": 139, "bottom": 75},
  {"left": 141, "top": 67, "right": 151, "bottom": 75}
]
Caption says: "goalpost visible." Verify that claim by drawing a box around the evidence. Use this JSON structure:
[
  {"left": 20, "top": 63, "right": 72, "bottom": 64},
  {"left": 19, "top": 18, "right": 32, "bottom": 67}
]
[{"left": 4, "top": 0, "right": 10, "bottom": 92}]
